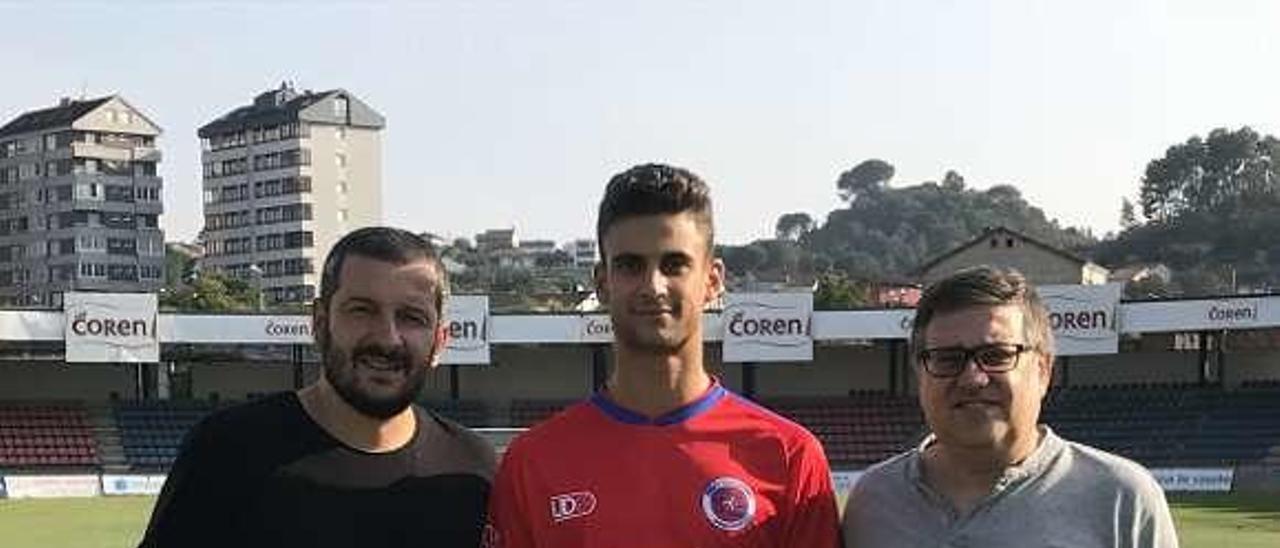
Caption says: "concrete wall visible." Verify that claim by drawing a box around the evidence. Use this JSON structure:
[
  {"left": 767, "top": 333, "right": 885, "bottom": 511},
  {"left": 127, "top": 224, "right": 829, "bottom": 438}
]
[
  {"left": 72, "top": 96, "right": 161, "bottom": 136},
  {"left": 1, "top": 343, "right": 1275, "bottom": 404},
  {"left": 307, "top": 123, "right": 381, "bottom": 273},
  {"left": 189, "top": 362, "right": 294, "bottom": 401},
  {"left": 1223, "top": 351, "right": 1280, "bottom": 386},
  {"left": 453, "top": 345, "right": 597, "bottom": 406},
  {"left": 0, "top": 362, "right": 135, "bottom": 401},
  {"left": 754, "top": 345, "right": 895, "bottom": 397}
]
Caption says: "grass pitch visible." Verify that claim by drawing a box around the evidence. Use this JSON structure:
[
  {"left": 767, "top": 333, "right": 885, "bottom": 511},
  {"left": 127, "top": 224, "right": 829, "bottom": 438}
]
[{"left": 0, "top": 493, "right": 1276, "bottom": 547}]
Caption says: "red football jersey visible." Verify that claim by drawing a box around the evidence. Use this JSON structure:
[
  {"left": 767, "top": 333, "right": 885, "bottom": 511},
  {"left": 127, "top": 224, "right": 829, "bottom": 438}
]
[{"left": 485, "top": 383, "right": 842, "bottom": 548}]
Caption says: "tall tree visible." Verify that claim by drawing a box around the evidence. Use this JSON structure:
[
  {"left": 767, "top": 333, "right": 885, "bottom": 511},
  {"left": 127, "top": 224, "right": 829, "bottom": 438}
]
[
  {"left": 160, "top": 272, "right": 260, "bottom": 312},
  {"left": 837, "top": 159, "right": 895, "bottom": 203},
  {"left": 1139, "top": 127, "right": 1280, "bottom": 222},
  {"left": 941, "top": 170, "right": 965, "bottom": 191},
  {"left": 1119, "top": 198, "right": 1138, "bottom": 230},
  {"left": 775, "top": 212, "right": 815, "bottom": 241}
]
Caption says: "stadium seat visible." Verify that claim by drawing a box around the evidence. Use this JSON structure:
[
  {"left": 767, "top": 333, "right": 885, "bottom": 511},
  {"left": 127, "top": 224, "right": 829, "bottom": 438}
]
[{"left": 0, "top": 402, "right": 100, "bottom": 469}]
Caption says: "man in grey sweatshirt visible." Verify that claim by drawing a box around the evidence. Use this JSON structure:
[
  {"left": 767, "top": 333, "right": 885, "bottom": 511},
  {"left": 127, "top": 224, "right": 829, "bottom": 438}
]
[{"left": 842, "top": 266, "right": 1178, "bottom": 548}]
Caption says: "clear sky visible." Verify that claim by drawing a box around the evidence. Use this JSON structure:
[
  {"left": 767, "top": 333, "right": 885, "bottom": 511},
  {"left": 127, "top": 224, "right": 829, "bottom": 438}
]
[{"left": 3, "top": 1, "right": 1278, "bottom": 246}]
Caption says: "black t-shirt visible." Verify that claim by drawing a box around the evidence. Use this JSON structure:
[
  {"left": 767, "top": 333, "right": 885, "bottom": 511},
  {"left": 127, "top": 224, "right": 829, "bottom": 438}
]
[{"left": 138, "top": 392, "right": 496, "bottom": 548}]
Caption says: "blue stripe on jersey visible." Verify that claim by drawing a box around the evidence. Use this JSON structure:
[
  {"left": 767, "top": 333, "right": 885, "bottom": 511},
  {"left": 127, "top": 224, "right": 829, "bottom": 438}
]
[{"left": 590, "top": 383, "right": 728, "bottom": 426}]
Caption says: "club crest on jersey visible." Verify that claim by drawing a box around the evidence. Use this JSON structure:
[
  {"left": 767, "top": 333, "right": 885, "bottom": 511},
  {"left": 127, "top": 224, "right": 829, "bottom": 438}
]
[
  {"left": 480, "top": 523, "right": 500, "bottom": 548},
  {"left": 550, "top": 490, "right": 597, "bottom": 523},
  {"left": 700, "top": 477, "right": 756, "bottom": 531}
]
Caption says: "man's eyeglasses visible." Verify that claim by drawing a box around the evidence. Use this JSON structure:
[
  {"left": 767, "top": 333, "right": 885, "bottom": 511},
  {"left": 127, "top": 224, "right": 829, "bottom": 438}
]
[{"left": 917, "top": 343, "right": 1033, "bottom": 378}]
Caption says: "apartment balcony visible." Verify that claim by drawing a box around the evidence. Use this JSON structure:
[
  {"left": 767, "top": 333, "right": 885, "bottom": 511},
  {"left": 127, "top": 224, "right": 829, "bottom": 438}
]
[{"left": 71, "top": 142, "right": 162, "bottom": 163}]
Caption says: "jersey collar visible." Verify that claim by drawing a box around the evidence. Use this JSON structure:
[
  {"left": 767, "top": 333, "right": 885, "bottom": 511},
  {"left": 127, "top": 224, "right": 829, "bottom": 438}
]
[{"left": 591, "top": 381, "right": 727, "bottom": 426}]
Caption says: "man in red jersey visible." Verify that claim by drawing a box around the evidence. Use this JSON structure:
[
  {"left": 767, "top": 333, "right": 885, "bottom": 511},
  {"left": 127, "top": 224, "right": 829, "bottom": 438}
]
[{"left": 484, "top": 163, "right": 842, "bottom": 548}]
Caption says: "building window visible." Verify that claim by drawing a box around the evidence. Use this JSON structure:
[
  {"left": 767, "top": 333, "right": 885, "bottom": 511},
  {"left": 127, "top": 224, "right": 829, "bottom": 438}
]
[
  {"left": 107, "top": 238, "right": 137, "bottom": 256},
  {"left": 338, "top": 209, "right": 348, "bottom": 223},
  {"left": 336, "top": 126, "right": 346, "bottom": 140},
  {"left": 337, "top": 181, "right": 348, "bottom": 194},
  {"left": 107, "top": 264, "right": 138, "bottom": 282},
  {"left": 335, "top": 153, "right": 346, "bottom": 168},
  {"left": 78, "top": 235, "right": 105, "bottom": 252},
  {"left": 334, "top": 96, "right": 348, "bottom": 118}
]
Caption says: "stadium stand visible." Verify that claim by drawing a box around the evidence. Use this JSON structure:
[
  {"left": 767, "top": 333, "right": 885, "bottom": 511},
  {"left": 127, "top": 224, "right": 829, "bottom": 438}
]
[
  {"left": 0, "top": 402, "right": 98, "bottom": 468},
  {"left": 763, "top": 392, "right": 926, "bottom": 468},
  {"left": 1, "top": 381, "right": 1274, "bottom": 473},
  {"left": 509, "top": 399, "right": 576, "bottom": 427},
  {"left": 1045, "top": 383, "right": 1280, "bottom": 467},
  {"left": 758, "top": 382, "right": 1280, "bottom": 470},
  {"left": 423, "top": 399, "right": 490, "bottom": 426},
  {"left": 114, "top": 400, "right": 215, "bottom": 470}
]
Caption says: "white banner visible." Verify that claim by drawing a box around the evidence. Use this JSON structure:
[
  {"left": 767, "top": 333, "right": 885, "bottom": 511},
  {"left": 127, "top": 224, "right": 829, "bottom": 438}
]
[
  {"left": 1150, "top": 468, "right": 1234, "bottom": 493},
  {"left": 64, "top": 292, "right": 159, "bottom": 363},
  {"left": 101, "top": 474, "right": 167, "bottom": 496},
  {"left": 1123, "top": 297, "right": 1280, "bottom": 333},
  {"left": 578, "top": 314, "right": 613, "bottom": 344},
  {"left": 1040, "top": 283, "right": 1122, "bottom": 356},
  {"left": 722, "top": 293, "right": 813, "bottom": 362},
  {"left": 0, "top": 310, "right": 63, "bottom": 341},
  {"left": 2, "top": 291, "right": 1277, "bottom": 350},
  {"left": 2, "top": 475, "right": 100, "bottom": 498},
  {"left": 440, "top": 295, "right": 489, "bottom": 365},
  {"left": 813, "top": 309, "right": 914, "bottom": 341},
  {"left": 169, "top": 315, "right": 312, "bottom": 344}
]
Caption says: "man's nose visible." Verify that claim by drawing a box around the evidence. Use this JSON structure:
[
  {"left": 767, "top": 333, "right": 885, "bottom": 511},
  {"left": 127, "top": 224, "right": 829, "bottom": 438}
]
[
  {"left": 639, "top": 266, "right": 668, "bottom": 297},
  {"left": 954, "top": 358, "right": 991, "bottom": 388}
]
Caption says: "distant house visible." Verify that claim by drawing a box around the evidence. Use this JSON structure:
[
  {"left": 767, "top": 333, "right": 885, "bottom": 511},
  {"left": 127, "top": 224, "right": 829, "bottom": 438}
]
[
  {"left": 564, "top": 238, "right": 598, "bottom": 268},
  {"left": 916, "top": 226, "right": 1108, "bottom": 286},
  {"left": 476, "top": 228, "right": 517, "bottom": 253}
]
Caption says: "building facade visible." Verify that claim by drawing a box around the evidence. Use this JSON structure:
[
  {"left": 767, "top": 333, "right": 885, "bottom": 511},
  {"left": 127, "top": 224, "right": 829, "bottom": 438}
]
[
  {"left": 0, "top": 96, "right": 164, "bottom": 306},
  {"left": 197, "top": 84, "right": 383, "bottom": 304},
  {"left": 917, "top": 226, "right": 1109, "bottom": 286}
]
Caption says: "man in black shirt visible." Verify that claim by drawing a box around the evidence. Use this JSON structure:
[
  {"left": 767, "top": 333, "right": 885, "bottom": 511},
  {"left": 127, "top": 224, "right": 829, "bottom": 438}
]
[{"left": 140, "top": 227, "right": 495, "bottom": 548}]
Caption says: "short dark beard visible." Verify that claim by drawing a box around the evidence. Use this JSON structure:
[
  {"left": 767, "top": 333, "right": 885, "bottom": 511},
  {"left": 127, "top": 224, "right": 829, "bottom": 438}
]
[{"left": 320, "top": 333, "right": 428, "bottom": 420}]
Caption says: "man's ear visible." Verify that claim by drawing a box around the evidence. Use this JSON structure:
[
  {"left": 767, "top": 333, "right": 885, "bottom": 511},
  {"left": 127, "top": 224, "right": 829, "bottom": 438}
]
[
  {"left": 593, "top": 262, "right": 610, "bottom": 308},
  {"left": 1038, "top": 352, "right": 1055, "bottom": 394},
  {"left": 428, "top": 319, "right": 450, "bottom": 368},
  {"left": 311, "top": 299, "right": 328, "bottom": 348},
  {"left": 705, "top": 257, "right": 726, "bottom": 306}
]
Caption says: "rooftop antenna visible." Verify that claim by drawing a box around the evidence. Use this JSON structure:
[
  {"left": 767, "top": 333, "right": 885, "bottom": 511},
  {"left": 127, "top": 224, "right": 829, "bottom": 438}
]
[{"left": 78, "top": 80, "right": 87, "bottom": 100}]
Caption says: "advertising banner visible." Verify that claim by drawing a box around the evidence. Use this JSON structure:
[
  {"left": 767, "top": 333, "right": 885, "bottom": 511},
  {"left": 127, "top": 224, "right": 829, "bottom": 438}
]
[
  {"left": 578, "top": 314, "right": 613, "bottom": 344},
  {"left": 101, "top": 474, "right": 168, "bottom": 496},
  {"left": 169, "top": 315, "right": 312, "bottom": 345},
  {"left": 3, "top": 475, "right": 100, "bottom": 498},
  {"left": 440, "top": 295, "right": 490, "bottom": 365},
  {"left": 722, "top": 293, "right": 813, "bottom": 362},
  {"left": 1040, "top": 283, "right": 1123, "bottom": 356},
  {"left": 1123, "top": 297, "right": 1280, "bottom": 333},
  {"left": 64, "top": 292, "right": 159, "bottom": 363},
  {"left": 1150, "top": 468, "right": 1234, "bottom": 493}
]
